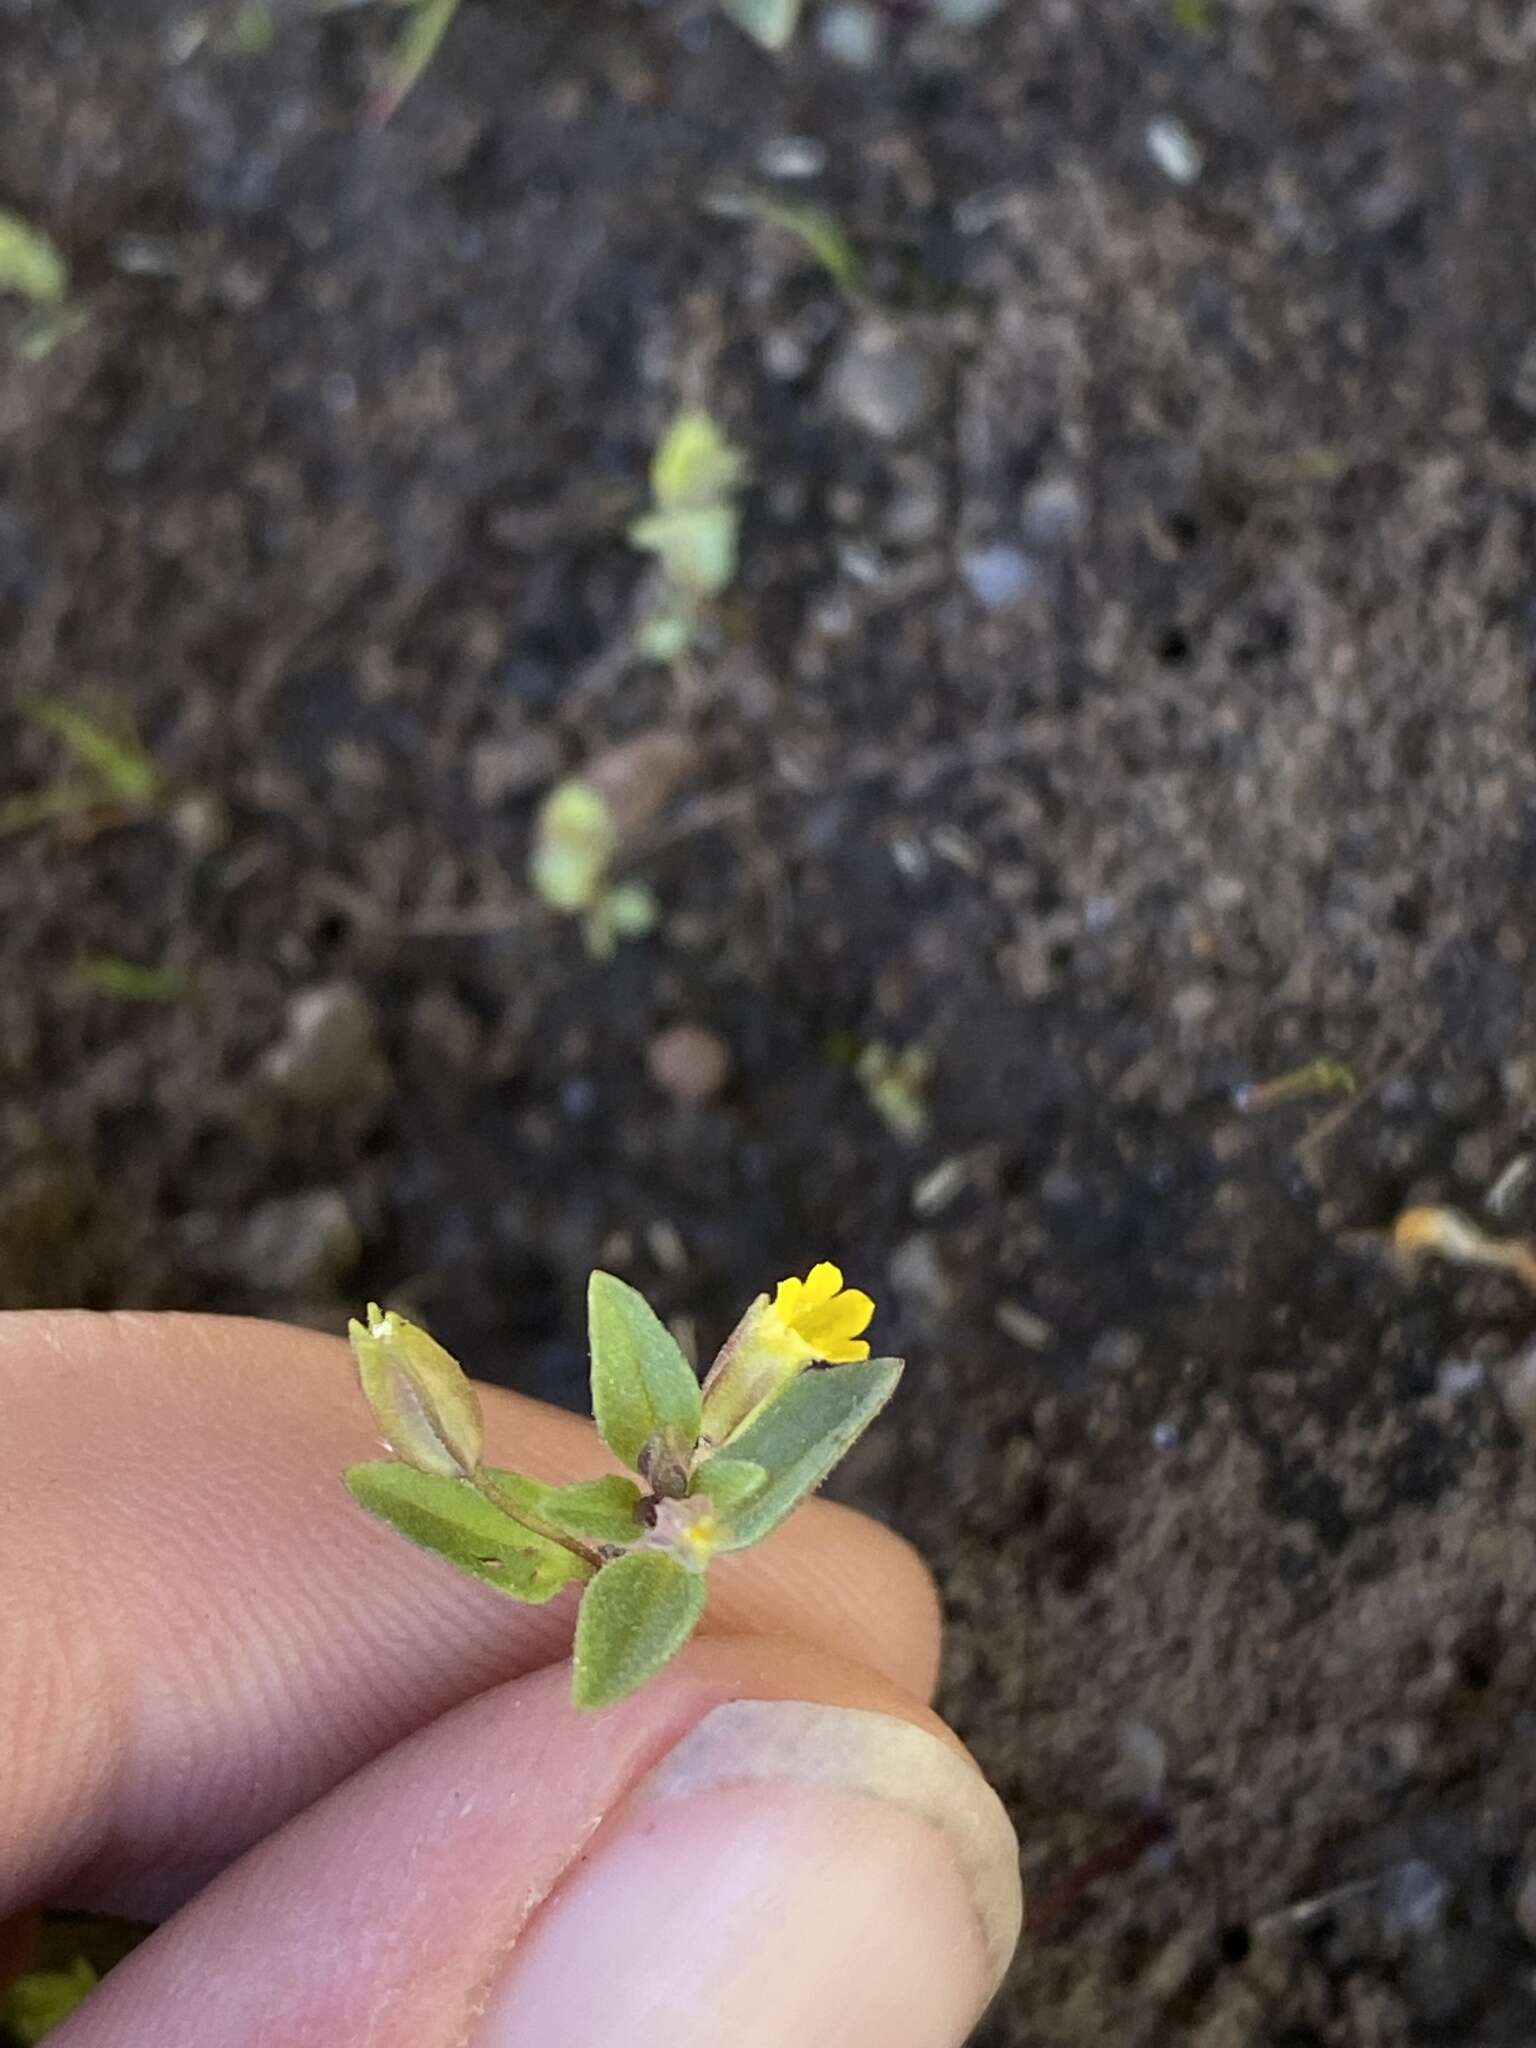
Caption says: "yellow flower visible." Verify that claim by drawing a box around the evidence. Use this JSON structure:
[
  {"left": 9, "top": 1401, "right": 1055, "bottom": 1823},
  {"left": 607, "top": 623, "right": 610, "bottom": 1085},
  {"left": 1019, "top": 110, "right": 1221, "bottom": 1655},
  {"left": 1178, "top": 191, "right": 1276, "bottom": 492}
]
[
  {"left": 769, "top": 1263, "right": 875, "bottom": 1363},
  {"left": 698, "top": 1262, "right": 877, "bottom": 1447}
]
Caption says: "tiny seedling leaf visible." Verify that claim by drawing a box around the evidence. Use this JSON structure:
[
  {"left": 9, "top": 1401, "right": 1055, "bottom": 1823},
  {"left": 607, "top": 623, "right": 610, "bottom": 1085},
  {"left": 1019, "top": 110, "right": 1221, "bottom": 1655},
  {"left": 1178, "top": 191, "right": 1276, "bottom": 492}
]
[
  {"left": 650, "top": 410, "right": 747, "bottom": 510},
  {"left": 25, "top": 701, "right": 160, "bottom": 807},
  {"left": 720, "top": 0, "right": 805, "bottom": 48},
  {"left": 74, "top": 957, "right": 185, "bottom": 1003},
  {"left": 0, "top": 209, "right": 68, "bottom": 306},
  {"left": 378, "top": 0, "right": 462, "bottom": 120},
  {"left": 344, "top": 1462, "right": 586, "bottom": 1603},
  {"left": 485, "top": 1469, "right": 647, "bottom": 1547},
  {"left": 687, "top": 1456, "right": 767, "bottom": 1513},
  {"left": 589, "top": 1271, "right": 702, "bottom": 1470},
  {"left": 702, "top": 1357, "right": 903, "bottom": 1550},
  {"left": 530, "top": 780, "right": 617, "bottom": 915},
  {"left": 572, "top": 1550, "right": 708, "bottom": 1709},
  {"left": 722, "top": 193, "right": 864, "bottom": 298},
  {"left": 629, "top": 504, "right": 740, "bottom": 597}
]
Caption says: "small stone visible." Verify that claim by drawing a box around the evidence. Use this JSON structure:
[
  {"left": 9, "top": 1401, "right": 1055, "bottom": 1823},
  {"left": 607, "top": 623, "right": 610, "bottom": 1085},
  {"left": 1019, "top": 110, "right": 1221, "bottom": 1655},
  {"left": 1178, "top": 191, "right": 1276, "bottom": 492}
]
[
  {"left": 1146, "top": 116, "right": 1203, "bottom": 185},
  {"left": 1500, "top": 1341, "right": 1536, "bottom": 1439},
  {"left": 169, "top": 790, "right": 230, "bottom": 858},
  {"left": 882, "top": 458, "right": 947, "bottom": 548},
  {"left": 647, "top": 1023, "right": 732, "bottom": 1106},
  {"left": 827, "top": 320, "right": 942, "bottom": 443},
  {"left": 1090, "top": 1327, "right": 1144, "bottom": 1373},
  {"left": 888, "top": 1232, "right": 955, "bottom": 1317},
  {"left": 815, "top": 1, "right": 885, "bottom": 67},
  {"left": 1020, "top": 475, "right": 1086, "bottom": 547},
  {"left": 216, "top": 1187, "right": 361, "bottom": 1297},
  {"left": 960, "top": 542, "right": 1038, "bottom": 609},
  {"left": 758, "top": 134, "right": 827, "bottom": 180},
  {"left": 260, "top": 981, "right": 391, "bottom": 1120}
]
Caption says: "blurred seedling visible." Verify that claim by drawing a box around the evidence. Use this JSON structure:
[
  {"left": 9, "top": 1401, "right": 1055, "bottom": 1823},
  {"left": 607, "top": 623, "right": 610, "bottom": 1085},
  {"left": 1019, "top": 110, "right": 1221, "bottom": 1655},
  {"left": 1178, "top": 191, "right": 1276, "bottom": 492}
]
[
  {"left": 0, "top": 207, "right": 84, "bottom": 363},
  {"left": 529, "top": 780, "right": 659, "bottom": 960},
  {"left": 73, "top": 957, "right": 186, "bottom": 1003},
  {"left": 856, "top": 1039, "right": 935, "bottom": 1143},
  {"left": 2, "top": 1956, "right": 96, "bottom": 2044},
  {"left": 722, "top": 0, "right": 1002, "bottom": 48},
  {"left": 344, "top": 1264, "right": 902, "bottom": 1709},
  {"left": 1, "top": 701, "right": 163, "bottom": 840},
  {"left": 629, "top": 410, "right": 748, "bottom": 665},
  {"left": 705, "top": 189, "right": 865, "bottom": 301},
  {"left": 374, "top": 0, "right": 461, "bottom": 121},
  {"left": 1233, "top": 1056, "right": 1357, "bottom": 1115},
  {"left": 1389, "top": 1205, "right": 1536, "bottom": 1296}
]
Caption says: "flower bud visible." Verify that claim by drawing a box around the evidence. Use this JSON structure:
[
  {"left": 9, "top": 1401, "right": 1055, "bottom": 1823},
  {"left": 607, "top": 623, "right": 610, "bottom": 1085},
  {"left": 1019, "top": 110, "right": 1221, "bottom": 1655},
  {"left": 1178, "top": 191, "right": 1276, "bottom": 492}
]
[{"left": 349, "top": 1304, "right": 484, "bottom": 1480}]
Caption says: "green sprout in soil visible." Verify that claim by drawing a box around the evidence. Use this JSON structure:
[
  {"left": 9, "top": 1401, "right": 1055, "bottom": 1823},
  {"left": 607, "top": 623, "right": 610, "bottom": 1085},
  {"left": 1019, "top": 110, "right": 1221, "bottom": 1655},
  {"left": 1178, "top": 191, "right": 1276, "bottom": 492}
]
[
  {"left": 375, "top": 0, "right": 462, "bottom": 121},
  {"left": 73, "top": 957, "right": 185, "bottom": 1003},
  {"left": 0, "top": 208, "right": 84, "bottom": 363},
  {"left": 856, "top": 1039, "right": 935, "bottom": 1143},
  {"left": 629, "top": 409, "right": 747, "bottom": 665},
  {"left": 345, "top": 1264, "right": 902, "bottom": 1710},
  {"left": 1, "top": 701, "right": 162, "bottom": 839},
  {"left": 529, "top": 779, "right": 659, "bottom": 959},
  {"left": 1233, "top": 1056, "right": 1356, "bottom": 1115},
  {"left": 706, "top": 188, "right": 865, "bottom": 301}
]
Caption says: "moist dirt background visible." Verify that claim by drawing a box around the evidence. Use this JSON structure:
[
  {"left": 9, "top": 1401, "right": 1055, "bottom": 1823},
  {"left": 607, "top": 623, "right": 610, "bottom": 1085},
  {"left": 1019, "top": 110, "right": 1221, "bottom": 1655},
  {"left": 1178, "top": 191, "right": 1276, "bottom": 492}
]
[{"left": 6, "top": 1, "right": 1536, "bottom": 2040}]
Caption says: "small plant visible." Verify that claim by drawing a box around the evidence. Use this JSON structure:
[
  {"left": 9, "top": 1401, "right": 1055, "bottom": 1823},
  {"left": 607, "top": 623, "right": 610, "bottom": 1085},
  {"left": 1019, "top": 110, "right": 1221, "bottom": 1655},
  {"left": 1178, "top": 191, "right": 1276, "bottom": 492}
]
[
  {"left": 529, "top": 779, "right": 659, "bottom": 958},
  {"left": 1, "top": 700, "right": 162, "bottom": 838},
  {"left": 344, "top": 1263, "right": 902, "bottom": 1709},
  {"left": 629, "top": 409, "right": 747, "bottom": 664}
]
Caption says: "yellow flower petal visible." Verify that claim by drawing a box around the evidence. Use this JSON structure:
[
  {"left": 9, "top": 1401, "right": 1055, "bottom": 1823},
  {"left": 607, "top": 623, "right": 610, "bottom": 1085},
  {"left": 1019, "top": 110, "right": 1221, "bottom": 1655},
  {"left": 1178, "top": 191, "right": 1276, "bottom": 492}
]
[
  {"left": 772, "top": 1274, "right": 805, "bottom": 1321},
  {"left": 796, "top": 1287, "right": 875, "bottom": 1362},
  {"left": 799, "top": 1261, "right": 845, "bottom": 1310}
]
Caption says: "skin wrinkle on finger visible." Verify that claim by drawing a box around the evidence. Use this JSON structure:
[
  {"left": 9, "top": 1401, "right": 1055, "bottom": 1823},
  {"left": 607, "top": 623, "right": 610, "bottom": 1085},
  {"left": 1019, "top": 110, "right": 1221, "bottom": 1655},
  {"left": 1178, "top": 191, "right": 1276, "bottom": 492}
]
[{"left": 0, "top": 1310, "right": 940, "bottom": 1917}]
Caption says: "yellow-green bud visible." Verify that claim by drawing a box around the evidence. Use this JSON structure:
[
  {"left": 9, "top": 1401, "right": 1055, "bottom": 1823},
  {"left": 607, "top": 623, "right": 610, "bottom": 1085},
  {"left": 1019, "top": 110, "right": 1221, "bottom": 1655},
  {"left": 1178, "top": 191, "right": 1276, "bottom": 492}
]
[{"left": 349, "top": 1304, "right": 484, "bottom": 1480}]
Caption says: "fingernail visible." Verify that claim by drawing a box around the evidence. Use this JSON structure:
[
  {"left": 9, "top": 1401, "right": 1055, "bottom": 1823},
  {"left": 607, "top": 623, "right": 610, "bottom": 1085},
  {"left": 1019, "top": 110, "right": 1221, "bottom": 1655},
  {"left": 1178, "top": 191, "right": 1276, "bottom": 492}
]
[{"left": 474, "top": 1700, "right": 1022, "bottom": 2048}]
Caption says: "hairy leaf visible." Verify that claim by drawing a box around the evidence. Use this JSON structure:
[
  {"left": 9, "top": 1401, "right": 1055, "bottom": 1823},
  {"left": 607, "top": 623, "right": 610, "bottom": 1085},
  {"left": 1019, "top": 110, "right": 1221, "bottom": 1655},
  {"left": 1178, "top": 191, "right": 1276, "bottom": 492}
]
[
  {"left": 572, "top": 1551, "right": 708, "bottom": 1710},
  {"left": 344, "top": 1462, "right": 586, "bottom": 1603},
  {"left": 486, "top": 1469, "right": 646, "bottom": 1547},
  {"left": 706, "top": 1358, "right": 903, "bottom": 1550},
  {"left": 588, "top": 1271, "right": 702, "bottom": 1470}
]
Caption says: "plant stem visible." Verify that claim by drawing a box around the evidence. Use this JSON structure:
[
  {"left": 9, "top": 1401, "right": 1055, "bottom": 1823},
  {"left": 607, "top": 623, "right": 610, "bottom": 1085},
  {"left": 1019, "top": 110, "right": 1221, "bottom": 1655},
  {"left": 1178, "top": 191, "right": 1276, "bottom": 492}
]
[{"left": 472, "top": 1471, "right": 602, "bottom": 1575}]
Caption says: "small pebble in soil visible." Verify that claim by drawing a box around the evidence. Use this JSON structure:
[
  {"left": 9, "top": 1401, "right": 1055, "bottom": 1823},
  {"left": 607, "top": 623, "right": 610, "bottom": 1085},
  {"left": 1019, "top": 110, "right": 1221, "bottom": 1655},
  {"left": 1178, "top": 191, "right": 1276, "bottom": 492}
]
[
  {"left": 827, "top": 320, "right": 942, "bottom": 443},
  {"left": 1021, "top": 474, "right": 1087, "bottom": 547},
  {"left": 758, "top": 134, "right": 828, "bottom": 180},
  {"left": 960, "top": 541, "right": 1038, "bottom": 609},
  {"left": 261, "top": 980, "right": 391, "bottom": 1121},
  {"left": 1146, "top": 116, "right": 1204, "bottom": 186},
  {"left": 192, "top": 1186, "right": 361, "bottom": 1298},
  {"left": 815, "top": 1, "right": 886, "bottom": 68},
  {"left": 888, "top": 1232, "right": 955, "bottom": 1318},
  {"left": 646, "top": 1023, "right": 733, "bottom": 1105}
]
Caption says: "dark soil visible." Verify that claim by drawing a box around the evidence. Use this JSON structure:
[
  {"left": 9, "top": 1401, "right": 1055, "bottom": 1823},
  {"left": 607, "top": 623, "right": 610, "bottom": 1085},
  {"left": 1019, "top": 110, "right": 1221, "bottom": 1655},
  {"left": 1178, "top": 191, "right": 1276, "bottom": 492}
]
[{"left": 7, "top": 0, "right": 1536, "bottom": 2039}]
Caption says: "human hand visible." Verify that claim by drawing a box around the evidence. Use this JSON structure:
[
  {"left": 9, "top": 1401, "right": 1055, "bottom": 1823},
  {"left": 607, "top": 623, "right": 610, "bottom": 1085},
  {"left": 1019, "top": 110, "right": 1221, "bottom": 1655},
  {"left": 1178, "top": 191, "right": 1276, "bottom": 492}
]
[{"left": 2, "top": 1311, "right": 1021, "bottom": 2046}]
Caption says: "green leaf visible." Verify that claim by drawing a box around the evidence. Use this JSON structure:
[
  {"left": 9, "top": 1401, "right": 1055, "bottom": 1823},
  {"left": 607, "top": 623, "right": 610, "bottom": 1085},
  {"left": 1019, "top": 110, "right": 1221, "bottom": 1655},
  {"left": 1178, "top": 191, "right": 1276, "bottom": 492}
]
[
  {"left": 720, "top": 0, "right": 804, "bottom": 49},
  {"left": 344, "top": 1462, "right": 587, "bottom": 1603},
  {"left": 572, "top": 1551, "right": 708, "bottom": 1709},
  {"left": 3, "top": 1957, "right": 97, "bottom": 2045},
  {"left": 530, "top": 780, "right": 617, "bottom": 914},
  {"left": 629, "top": 504, "right": 740, "bottom": 596},
  {"left": 650, "top": 410, "right": 746, "bottom": 510},
  {"left": 588, "top": 1271, "right": 702, "bottom": 1470},
  {"left": 24, "top": 701, "right": 159, "bottom": 807},
  {"left": 485, "top": 1469, "right": 646, "bottom": 1547},
  {"left": 378, "top": 0, "right": 462, "bottom": 120},
  {"left": 0, "top": 208, "right": 68, "bottom": 306},
  {"left": 719, "top": 193, "right": 864, "bottom": 298},
  {"left": 706, "top": 1358, "right": 903, "bottom": 1550},
  {"left": 688, "top": 1456, "right": 766, "bottom": 1513},
  {"left": 73, "top": 957, "right": 185, "bottom": 1003}
]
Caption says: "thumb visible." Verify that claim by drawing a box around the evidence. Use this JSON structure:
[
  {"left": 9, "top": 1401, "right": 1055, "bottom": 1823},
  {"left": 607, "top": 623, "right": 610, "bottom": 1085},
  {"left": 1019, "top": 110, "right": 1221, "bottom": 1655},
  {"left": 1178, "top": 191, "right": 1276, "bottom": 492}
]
[{"left": 53, "top": 1636, "right": 1021, "bottom": 2048}]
